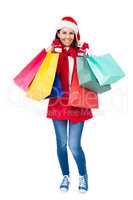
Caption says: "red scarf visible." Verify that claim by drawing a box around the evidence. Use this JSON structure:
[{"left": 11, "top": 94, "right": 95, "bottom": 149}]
[{"left": 56, "top": 46, "right": 78, "bottom": 97}]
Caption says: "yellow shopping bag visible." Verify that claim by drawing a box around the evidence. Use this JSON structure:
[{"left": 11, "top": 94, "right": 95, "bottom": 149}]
[{"left": 27, "top": 50, "right": 59, "bottom": 100}]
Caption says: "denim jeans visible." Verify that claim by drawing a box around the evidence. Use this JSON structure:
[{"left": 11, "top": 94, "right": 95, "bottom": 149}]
[{"left": 52, "top": 119, "right": 87, "bottom": 176}]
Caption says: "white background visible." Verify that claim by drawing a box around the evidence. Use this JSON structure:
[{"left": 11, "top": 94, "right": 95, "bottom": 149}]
[{"left": 0, "top": 0, "right": 132, "bottom": 199}]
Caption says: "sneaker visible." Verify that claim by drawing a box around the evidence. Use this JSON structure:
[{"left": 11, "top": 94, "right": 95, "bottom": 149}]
[
  {"left": 78, "top": 174, "right": 88, "bottom": 193},
  {"left": 60, "top": 175, "right": 70, "bottom": 192}
]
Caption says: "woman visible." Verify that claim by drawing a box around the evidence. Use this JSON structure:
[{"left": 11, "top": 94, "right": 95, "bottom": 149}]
[{"left": 47, "top": 16, "right": 93, "bottom": 193}]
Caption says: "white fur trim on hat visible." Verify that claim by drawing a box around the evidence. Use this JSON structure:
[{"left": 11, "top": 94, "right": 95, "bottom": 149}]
[{"left": 56, "top": 20, "right": 79, "bottom": 34}]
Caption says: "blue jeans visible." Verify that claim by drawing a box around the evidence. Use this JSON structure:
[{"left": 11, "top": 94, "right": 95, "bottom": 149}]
[{"left": 52, "top": 119, "right": 87, "bottom": 176}]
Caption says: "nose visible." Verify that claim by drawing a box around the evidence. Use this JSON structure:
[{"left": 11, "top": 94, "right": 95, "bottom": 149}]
[{"left": 66, "top": 34, "right": 71, "bottom": 39}]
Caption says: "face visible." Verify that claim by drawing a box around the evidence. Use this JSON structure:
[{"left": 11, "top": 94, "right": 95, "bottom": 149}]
[{"left": 57, "top": 27, "right": 75, "bottom": 47}]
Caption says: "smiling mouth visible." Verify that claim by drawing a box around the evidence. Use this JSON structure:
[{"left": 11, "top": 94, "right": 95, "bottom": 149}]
[{"left": 64, "top": 40, "right": 72, "bottom": 42}]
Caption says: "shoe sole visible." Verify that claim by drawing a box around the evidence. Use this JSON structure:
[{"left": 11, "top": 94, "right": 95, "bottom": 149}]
[
  {"left": 60, "top": 187, "right": 69, "bottom": 192},
  {"left": 79, "top": 188, "right": 88, "bottom": 193}
]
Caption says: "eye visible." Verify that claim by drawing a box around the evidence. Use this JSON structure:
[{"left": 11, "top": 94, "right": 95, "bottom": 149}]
[
  {"left": 62, "top": 31, "right": 67, "bottom": 34},
  {"left": 70, "top": 32, "right": 74, "bottom": 35}
]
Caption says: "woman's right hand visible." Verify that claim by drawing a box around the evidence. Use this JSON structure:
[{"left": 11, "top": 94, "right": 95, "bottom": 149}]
[{"left": 51, "top": 39, "right": 63, "bottom": 53}]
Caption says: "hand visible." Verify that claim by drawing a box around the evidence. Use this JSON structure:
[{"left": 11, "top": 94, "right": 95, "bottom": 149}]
[
  {"left": 77, "top": 42, "right": 89, "bottom": 56},
  {"left": 51, "top": 39, "right": 62, "bottom": 53}
]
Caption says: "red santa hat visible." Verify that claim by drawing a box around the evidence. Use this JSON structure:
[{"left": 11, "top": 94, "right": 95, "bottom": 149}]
[{"left": 56, "top": 16, "right": 80, "bottom": 43}]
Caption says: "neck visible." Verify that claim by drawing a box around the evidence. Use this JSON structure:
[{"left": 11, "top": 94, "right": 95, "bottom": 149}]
[{"left": 65, "top": 46, "right": 70, "bottom": 51}]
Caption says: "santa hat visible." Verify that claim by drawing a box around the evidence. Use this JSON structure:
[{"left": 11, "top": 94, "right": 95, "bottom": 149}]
[{"left": 56, "top": 16, "right": 80, "bottom": 43}]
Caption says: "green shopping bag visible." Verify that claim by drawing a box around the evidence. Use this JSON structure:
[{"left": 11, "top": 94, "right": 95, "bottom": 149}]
[
  {"left": 86, "top": 53, "right": 125, "bottom": 86},
  {"left": 77, "top": 55, "right": 111, "bottom": 93}
]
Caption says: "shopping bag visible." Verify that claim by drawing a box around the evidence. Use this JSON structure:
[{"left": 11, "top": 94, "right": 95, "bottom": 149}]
[
  {"left": 46, "top": 74, "right": 64, "bottom": 98},
  {"left": 27, "top": 50, "right": 59, "bottom": 100},
  {"left": 13, "top": 49, "right": 47, "bottom": 91},
  {"left": 77, "top": 55, "right": 111, "bottom": 93},
  {"left": 68, "top": 64, "right": 98, "bottom": 109},
  {"left": 86, "top": 53, "right": 125, "bottom": 86}
]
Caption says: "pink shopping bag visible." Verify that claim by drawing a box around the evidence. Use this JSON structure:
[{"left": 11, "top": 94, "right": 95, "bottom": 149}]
[{"left": 13, "top": 48, "right": 47, "bottom": 91}]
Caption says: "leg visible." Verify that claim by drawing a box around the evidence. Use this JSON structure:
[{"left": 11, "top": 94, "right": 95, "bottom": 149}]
[
  {"left": 52, "top": 119, "right": 69, "bottom": 176},
  {"left": 68, "top": 120, "right": 87, "bottom": 176}
]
